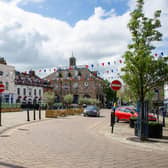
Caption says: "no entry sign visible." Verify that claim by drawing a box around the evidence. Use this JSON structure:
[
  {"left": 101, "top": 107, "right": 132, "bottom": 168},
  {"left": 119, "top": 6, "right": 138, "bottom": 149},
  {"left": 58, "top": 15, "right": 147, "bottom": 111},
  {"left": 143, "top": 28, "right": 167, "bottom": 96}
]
[
  {"left": 0, "top": 84, "right": 5, "bottom": 93},
  {"left": 111, "top": 80, "right": 122, "bottom": 91}
]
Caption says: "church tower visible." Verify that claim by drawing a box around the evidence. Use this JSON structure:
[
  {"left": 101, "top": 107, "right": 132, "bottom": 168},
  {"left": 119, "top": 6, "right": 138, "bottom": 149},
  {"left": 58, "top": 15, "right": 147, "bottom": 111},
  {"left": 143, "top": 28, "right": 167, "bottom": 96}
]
[{"left": 69, "top": 52, "right": 76, "bottom": 67}]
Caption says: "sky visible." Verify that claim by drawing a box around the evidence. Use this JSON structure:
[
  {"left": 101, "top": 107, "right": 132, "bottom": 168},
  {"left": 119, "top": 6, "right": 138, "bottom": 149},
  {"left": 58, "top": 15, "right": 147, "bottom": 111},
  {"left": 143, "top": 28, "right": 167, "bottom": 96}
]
[{"left": 0, "top": 0, "right": 168, "bottom": 79}]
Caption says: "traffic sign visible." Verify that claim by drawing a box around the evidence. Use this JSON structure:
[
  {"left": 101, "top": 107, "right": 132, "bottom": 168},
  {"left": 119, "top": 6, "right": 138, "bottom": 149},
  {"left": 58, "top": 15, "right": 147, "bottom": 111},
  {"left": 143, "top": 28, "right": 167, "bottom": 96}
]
[
  {"left": 0, "top": 84, "right": 5, "bottom": 93},
  {"left": 111, "top": 80, "right": 122, "bottom": 91}
]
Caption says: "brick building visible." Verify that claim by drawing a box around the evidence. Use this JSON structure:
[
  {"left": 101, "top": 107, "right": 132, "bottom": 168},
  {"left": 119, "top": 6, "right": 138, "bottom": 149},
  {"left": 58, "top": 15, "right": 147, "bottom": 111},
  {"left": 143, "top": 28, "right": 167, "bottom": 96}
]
[{"left": 45, "top": 56, "right": 105, "bottom": 105}]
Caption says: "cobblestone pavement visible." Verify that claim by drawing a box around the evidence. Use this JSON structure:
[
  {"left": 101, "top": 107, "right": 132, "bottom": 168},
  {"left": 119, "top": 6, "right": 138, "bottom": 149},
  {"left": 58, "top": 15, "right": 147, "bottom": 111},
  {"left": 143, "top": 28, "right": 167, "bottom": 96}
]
[{"left": 0, "top": 109, "right": 168, "bottom": 168}]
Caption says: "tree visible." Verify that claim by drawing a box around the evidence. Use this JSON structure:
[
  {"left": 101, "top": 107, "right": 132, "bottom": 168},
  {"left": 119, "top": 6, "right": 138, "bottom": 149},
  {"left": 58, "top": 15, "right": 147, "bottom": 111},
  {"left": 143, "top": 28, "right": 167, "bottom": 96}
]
[
  {"left": 43, "top": 91, "right": 55, "bottom": 109},
  {"left": 79, "top": 97, "right": 99, "bottom": 106},
  {"left": 103, "top": 80, "right": 117, "bottom": 106},
  {"left": 63, "top": 94, "right": 73, "bottom": 108},
  {"left": 122, "top": 0, "right": 168, "bottom": 139},
  {"left": 117, "top": 86, "right": 136, "bottom": 104}
]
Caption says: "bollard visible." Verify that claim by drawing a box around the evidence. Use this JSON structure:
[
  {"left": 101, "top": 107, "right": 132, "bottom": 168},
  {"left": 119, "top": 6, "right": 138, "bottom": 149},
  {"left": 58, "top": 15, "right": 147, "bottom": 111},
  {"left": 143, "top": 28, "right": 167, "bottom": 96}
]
[
  {"left": 33, "top": 108, "right": 36, "bottom": 120},
  {"left": 111, "top": 110, "right": 115, "bottom": 133},
  {"left": 27, "top": 109, "right": 30, "bottom": 121},
  {"left": 39, "top": 106, "right": 41, "bottom": 120}
]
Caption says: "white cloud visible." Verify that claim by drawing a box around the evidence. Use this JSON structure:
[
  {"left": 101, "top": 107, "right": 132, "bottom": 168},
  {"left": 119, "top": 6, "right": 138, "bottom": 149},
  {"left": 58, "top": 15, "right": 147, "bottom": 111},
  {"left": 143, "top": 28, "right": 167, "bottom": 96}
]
[{"left": 0, "top": 0, "right": 167, "bottom": 75}]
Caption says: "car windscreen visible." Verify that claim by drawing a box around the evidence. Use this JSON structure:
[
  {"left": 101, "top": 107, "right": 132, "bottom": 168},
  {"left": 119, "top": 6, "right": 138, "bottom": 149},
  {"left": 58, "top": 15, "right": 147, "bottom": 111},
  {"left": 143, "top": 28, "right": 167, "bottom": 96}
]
[{"left": 86, "top": 106, "right": 97, "bottom": 110}]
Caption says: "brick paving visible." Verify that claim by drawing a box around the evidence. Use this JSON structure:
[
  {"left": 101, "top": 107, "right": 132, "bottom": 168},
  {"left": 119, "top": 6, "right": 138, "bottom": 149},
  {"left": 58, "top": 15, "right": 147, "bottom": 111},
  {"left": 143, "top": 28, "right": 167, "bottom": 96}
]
[
  {"left": 0, "top": 110, "right": 46, "bottom": 133},
  {"left": 0, "top": 109, "right": 168, "bottom": 168}
]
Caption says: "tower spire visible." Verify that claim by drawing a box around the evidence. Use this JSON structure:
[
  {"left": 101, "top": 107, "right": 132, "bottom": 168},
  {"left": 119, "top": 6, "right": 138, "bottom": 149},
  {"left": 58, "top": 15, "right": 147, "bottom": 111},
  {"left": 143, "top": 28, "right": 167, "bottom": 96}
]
[{"left": 69, "top": 52, "right": 76, "bottom": 67}]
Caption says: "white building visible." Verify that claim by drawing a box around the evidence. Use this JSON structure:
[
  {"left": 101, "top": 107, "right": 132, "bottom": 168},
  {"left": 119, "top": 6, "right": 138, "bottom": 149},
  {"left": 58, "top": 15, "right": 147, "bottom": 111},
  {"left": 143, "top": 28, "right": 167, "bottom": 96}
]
[
  {"left": 15, "top": 71, "right": 51, "bottom": 105},
  {"left": 0, "top": 57, "right": 16, "bottom": 103},
  {"left": 164, "top": 82, "right": 168, "bottom": 112}
]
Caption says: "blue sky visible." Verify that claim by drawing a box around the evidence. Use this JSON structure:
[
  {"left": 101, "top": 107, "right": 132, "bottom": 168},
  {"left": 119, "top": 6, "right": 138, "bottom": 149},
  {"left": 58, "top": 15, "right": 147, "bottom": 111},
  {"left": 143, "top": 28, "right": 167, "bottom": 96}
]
[
  {"left": 0, "top": 0, "right": 168, "bottom": 80},
  {"left": 18, "top": 0, "right": 129, "bottom": 25}
]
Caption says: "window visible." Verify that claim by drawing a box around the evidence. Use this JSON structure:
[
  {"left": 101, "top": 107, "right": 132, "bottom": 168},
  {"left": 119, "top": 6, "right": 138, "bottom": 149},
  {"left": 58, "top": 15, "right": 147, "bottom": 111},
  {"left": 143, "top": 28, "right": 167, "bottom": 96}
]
[
  {"left": 17, "top": 88, "right": 20, "bottom": 95},
  {"left": 64, "top": 71, "right": 68, "bottom": 79},
  {"left": 39, "top": 89, "right": 41, "bottom": 96},
  {"left": 23, "top": 88, "right": 26, "bottom": 96},
  {"left": 5, "top": 82, "right": 9, "bottom": 90},
  {"left": 29, "top": 88, "right": 32, "bottom": 96},
  {"left": 0, "top": 71, "right": 3, "bottom": 76},
  {"left": 124, "top": 109, "right": 131, "bottom": 113},
  {"left": 34, "top": 89, "right": 36, "bottom": 96}
]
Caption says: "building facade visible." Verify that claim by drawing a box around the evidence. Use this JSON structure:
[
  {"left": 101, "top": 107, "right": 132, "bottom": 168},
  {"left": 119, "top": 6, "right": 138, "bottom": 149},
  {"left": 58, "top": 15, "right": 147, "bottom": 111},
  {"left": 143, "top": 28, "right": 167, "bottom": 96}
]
[
  {"left": 164, "top": 82, "right": 168, "bottom": 113},
  {"left": 0, "top": 57, "right": 16, "bottom": 103},
  {"left": 15, "top": 70, "right": 51, "bottom": 105},
  {"left": 45, "top": 57, "right": 105, "bottom": 105}
]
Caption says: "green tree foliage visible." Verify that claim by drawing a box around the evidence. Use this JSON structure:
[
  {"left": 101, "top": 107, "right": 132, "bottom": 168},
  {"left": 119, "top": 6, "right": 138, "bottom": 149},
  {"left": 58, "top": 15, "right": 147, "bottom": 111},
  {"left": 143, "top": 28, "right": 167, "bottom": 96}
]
[
  {"left": 103, "top": 80, "right": 117, "bottom": 103},
  {"left": 43, "top": 91, "right": 55, "bottom": 109},
  {"left": 122, "top": 0, "right": 168, "bottom": 104},
  {"left": 122, "top": 0, "right": 168, "bottom": 139},
  {"left": 117, "top": 86, "right": 136, "bottom": 103},
  {"left": 63, "top": 94, "right": 73, "bottom": 105},
  {"left": 79, "top": 97, "right": 99, "bottom": 105}
]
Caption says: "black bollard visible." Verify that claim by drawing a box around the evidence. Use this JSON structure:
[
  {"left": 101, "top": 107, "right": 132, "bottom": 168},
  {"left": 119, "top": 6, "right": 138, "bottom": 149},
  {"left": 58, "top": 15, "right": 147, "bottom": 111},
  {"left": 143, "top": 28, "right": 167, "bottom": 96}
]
[
  {"left": 39, "top": 105, "right": 41, "bottom": 120},
  {"left": 27, "top": 109, "right": 30, "bottom": 121},
  {"left": 33, "top": 108, "right": 36, "bottom": 120},
  {"left": 111, "top": 110, "right": 115, "bottom": 133}
]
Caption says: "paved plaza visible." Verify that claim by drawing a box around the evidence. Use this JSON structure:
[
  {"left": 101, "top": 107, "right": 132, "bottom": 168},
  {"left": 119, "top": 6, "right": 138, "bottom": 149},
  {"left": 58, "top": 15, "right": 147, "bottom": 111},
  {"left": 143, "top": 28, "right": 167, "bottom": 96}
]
[{"left": 0, "top": 109, "right": 168, "bottom": 168}]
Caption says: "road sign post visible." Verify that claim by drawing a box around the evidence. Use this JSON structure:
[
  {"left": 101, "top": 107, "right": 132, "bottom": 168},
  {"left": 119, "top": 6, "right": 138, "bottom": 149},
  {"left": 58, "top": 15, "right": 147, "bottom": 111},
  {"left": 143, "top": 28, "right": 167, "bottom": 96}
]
[
  {"left": 0, "top": 84, "right": 5, "bottom": 126},
  {"left": 110, "top": 80, "right": 122, "bottom": 133}
]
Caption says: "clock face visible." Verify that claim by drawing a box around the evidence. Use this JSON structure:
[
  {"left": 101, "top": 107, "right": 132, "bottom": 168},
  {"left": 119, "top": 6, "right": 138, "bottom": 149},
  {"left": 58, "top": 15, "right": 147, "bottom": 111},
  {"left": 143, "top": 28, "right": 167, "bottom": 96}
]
[
  {"left": 73, "top": 82, "right": 78, "bottom": 89},
  {"left": 84, "top": 82, "right": 88, "bottom": 87}
]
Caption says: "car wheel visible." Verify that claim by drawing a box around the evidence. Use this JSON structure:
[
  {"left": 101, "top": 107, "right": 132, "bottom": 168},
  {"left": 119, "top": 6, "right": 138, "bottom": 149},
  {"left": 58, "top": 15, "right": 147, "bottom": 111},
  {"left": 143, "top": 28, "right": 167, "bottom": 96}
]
[
  {"left": 83, "top": 113, "right": 86, "bottom": 117},
  {"left": 115, "top": 116, "right": 119, "bottom": 122}
]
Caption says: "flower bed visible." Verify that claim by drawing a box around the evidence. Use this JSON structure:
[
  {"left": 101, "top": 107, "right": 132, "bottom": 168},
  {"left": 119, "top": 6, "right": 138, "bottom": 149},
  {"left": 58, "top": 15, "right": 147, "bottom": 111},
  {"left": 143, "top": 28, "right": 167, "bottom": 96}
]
[{"left": 45, "top": 108, "right": 83, "bottom": 118}]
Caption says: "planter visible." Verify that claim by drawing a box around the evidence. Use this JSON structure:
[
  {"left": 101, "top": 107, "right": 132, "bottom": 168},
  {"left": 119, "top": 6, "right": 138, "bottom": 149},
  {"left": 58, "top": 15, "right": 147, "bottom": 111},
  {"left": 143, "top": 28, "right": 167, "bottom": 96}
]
[
  {"left": 2, "top": 108, "right": 22, "bottom": 112},
  {"left": 148, "top": 123, "right": 163, "bottom": 138},
  {"left": 134, "top": 122, "right": 163, "bottom": 138},
  {"left": 45, "top": 108, "right": 83, "bottom": 118}
]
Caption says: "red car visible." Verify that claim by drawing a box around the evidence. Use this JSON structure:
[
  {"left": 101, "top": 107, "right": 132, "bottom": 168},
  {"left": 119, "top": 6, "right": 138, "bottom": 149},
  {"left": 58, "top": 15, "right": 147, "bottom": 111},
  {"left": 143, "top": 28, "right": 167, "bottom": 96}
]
[{"left": 115, "top": 106, "right": 157, "bottom": 122}]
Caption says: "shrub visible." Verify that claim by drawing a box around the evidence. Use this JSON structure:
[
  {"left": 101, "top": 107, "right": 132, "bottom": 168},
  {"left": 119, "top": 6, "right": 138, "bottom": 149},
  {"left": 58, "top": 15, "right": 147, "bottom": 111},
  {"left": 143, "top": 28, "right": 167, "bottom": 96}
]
[{"left": 63, "top": 94, "right": 73, "bottom": 107}]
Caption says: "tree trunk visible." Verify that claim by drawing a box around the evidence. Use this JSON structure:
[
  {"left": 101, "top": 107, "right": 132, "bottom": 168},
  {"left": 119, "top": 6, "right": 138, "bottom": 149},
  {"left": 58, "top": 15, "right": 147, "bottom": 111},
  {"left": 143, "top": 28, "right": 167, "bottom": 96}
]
[{"left": 139, "top": 74, "right": 146, "bottom": 140}]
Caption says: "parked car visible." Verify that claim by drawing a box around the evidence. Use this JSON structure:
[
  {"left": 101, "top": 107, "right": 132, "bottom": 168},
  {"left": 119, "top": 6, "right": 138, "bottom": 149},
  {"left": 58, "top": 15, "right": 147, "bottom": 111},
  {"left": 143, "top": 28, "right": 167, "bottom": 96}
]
[
  {"left": 83, "top": 105, "right": 100, "bottom": 117},
  {"left": 115, "top": 106, "right": 157, "bottom": 122}
]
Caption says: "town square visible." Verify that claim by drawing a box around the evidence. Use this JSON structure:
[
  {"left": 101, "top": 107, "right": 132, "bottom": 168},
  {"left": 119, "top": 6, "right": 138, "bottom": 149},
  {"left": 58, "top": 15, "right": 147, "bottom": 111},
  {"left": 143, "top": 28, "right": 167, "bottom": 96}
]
[{"left": 0, "top": 0, "right": 168, "bottom": 168}]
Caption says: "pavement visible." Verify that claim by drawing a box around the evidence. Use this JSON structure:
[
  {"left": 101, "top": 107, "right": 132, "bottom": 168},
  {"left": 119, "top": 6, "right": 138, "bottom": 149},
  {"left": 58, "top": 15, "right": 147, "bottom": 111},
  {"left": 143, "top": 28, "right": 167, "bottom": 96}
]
[
  {"left": 0, "top": 109, "right": 168, "bottom": 151},
  {"left": 0, "top": 109, "right": 168, "bottom": 168},
  {"left": 0, "top": 110, "right": 47, "bottom": 134}
]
